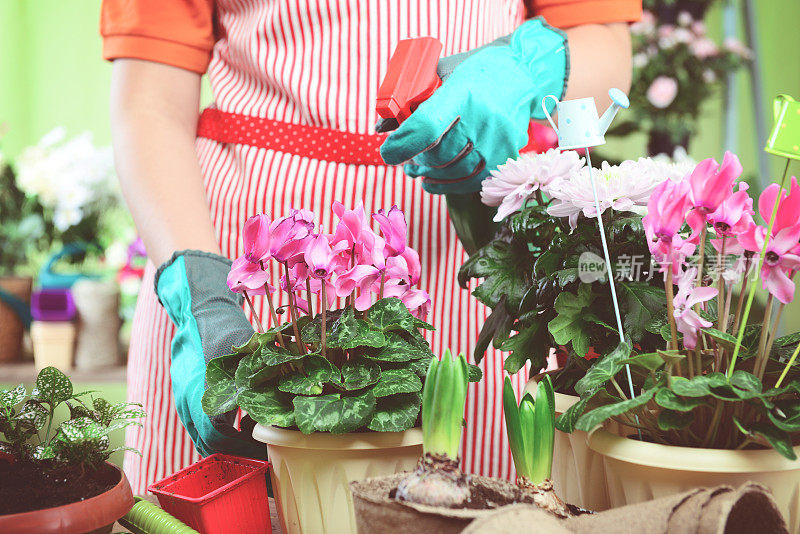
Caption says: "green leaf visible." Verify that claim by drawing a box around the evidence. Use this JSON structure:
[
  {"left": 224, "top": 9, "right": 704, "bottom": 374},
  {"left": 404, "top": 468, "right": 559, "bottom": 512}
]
[
  {"left": 408, "top": 357, "right": 432, "bottom": 378},
  {"left": 704, "top": 328, "right": 739, "bottom": 352},
  {"left": 475, "top": 305, "right": 511, "bottom": 362},
  {"left": 201, "top": 354, "right": 243, "bottom": 416},
  {"left": 57, "top": 417, "right": 109, "bottom": 442},
  {"left": 729, "top": 370, "right": 762, "bottom": 398},
  {"left": 326, "top": 307, "right": 387, "bottom": 349},
  {"left": 32, "top": 367, "right": 73, "bottom": 406},
  {"left": 371, "top": 369, "right": 422, "bottom": 397},
  {"left": 341, "top": 359, "right": 381, "bottom": 390},
  {"left": 293, "top": 391, "right": 375, "bottom": 434},
  {"left": 669, "top": 373, "right": 729, "bottom": 398},
  {"left": 301, "top": 309, "right": 344, "bottom": 344},
  {"left": 458, "top": 240, "right": 530, "bottom": 310},
  {"left": 235, "top": 351, "right": 281, "bottom": 389},
  {"left": 368, "top": 297, "right": 434, "bottom": 332},
  {"left": 620, "top": 282, "right": 665, "bottom": 342},
  {"left": 260, "top": 343, "right": 306, "bottom": 366},
  {"left": 232, "top": 332, "right": 262, "bottom": 354},
  {"left": 618, "top": 352, "right": 667, "bottom": 372},
  {"left": 575, "top": 388, "right": 657, "bottom": 432},
  {"left": 555, "top": 388, "right": 620, "bottom": 433},
  {"left": 548, "top": 284, "right": 595, "bottom": 358},
  {"left": 654, "top": 389, "right": 707, "bottom": 411},
  {"left": 467, "top": 364, "right": 483, "bottom": 383},
  {"left": 367, "top": 393, "right": 421, "bottom": 432},
  {"left": 363, "top": 332, "right": 432, "bottom": 362},
  {"left": 277, "top": 355, "right": 338, "bottom": 395},
  {"left": 574, "top": 341, "right": 632, "bottom": 397},
  {"left": 657, "top": 409, "right": 695, "bottom": 430},
  {"left": 15, "top": 401, "right": 48, "bottom": 432},
  {"left": 237, "top": 389, "right": 295, "bottom": 428},
  {"left": 741, "top": 421, "right": 798, "bottom": 460},
  {"left": 501, "top": 323, "right": 550, "bottom": 374},
  {"left": 553, "top": 268, "right": 579, "bottom": 287},
  {"left": 0, "top": 384, "right": 26, "bottom": 408}
]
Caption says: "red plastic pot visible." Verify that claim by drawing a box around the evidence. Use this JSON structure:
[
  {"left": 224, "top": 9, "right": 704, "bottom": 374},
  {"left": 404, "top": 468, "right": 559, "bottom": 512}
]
[{"left": 148, "top": 454, "right": 271, "bottom": 534}]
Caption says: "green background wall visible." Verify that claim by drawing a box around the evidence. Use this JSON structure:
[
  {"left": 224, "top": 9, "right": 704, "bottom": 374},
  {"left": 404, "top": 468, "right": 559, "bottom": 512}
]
[{"left": 0, "top": 0, "right": 799, "bottom": 320}]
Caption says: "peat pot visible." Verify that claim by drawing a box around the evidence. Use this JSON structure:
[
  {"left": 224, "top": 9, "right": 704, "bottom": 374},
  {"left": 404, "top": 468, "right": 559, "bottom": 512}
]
[
  {"left": 252, "top": 424, "right": 422, "bottom": 534},
  {"left": 588, "top": 427, "right": 800, "bottom": 533}
]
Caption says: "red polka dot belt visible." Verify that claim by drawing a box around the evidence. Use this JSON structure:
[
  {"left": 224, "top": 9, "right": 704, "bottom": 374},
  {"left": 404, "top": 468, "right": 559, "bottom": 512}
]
[{"left": 196, "top": 108, "right": 390, "bottom": 167}]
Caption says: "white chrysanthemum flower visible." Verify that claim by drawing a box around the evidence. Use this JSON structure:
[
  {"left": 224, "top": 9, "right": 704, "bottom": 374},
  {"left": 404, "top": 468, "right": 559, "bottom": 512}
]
[
  {"left": 481, "top": 149, "right": 585, "bottom": 222},
  {"left": 546, "top": 157, "right": 693, "bottom": 229}
]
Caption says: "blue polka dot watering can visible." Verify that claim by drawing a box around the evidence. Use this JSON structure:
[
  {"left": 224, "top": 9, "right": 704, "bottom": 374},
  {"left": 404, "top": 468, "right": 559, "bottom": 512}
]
[{"left": 541, "top": 88, "right": 630, "bottom": 150}]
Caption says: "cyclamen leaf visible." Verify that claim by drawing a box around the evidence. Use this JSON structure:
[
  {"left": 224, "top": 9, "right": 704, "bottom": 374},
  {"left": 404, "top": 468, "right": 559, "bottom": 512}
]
[
  {"left": 371, "top": 369, "right": 422, "bottom": 397},
  {"left": 293, "top": 392, "right": 375, "bottom": 434},
  {"left": 202, "top": 354, "right": 243, "bottom": 416},
  {"left": 574, "top": 341, "right": 632, "bottom": 397},
  {"left": 575, "top": 388, "right": 656, "bottom": 432},
  {"left": 364, "top": 332, "right": 431, "bottom": 362},
  {"left": 235, "top": 351, "right": 282, "bottom": 389},
  {"left": 368, "top": 297, "right": 434, "bottom": 332},
  {"left": 555, "top": 388, "right": 620, "bottom": 433},
  {"left": 328, "top": 307, "right": 387, "bottom": 349},
  {"left": 32, "top": 367, "right": 73, "bottom": 406},
  {"left": 368, "top": 393, "right": 421, "bottom": 432},
  {"left": 729, "top": 370, "right": 762, "bottom": 396},
  {"left": 301, "top": 309, "right": 344, "bottom": 344},
  {"left": 238, "top": 389, "right": 295, "bottom": 428},
  {"left": 654, "top": 389, "right": 707, "bottom": 412},
  {"left": 741, "top": 420, "right": 798, "bottom": 460},
  {"left": 341, "top": 359, "right": 381, "bottom": 390},
  {"left": 278, "top": 355, "right": 338, "bottom": 395},
  {"left": 548, "top": 284, "right": 595, "bottom": 358},
  {"left": 260, "top": 343, "right": 305, "bottom": 367},
  {"left": 669, "top": 373, "right": 729, "bottom": 398},
  {"left": 657, "top": 409, "right": 695, "bottom": 430}
]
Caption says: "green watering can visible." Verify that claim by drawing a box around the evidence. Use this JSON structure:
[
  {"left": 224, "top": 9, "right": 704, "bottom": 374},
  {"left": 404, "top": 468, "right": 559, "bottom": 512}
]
[{"left": 765, "top": 94, "right": 800, "bottom": 161}]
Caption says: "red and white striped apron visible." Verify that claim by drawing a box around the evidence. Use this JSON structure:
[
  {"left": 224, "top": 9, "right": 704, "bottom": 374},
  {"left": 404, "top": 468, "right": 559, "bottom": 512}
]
[{"left": 125, "top": 0, "right": 532, "bottom": 495}]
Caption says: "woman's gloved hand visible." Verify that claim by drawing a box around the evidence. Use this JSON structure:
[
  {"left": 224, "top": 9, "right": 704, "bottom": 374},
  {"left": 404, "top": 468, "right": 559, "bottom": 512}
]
[
  {"left": 380, "top": 18, "right": 569, "bottom": 195},
  {"left": 154, "top": 250, "right": 265, "bottom": 459}
]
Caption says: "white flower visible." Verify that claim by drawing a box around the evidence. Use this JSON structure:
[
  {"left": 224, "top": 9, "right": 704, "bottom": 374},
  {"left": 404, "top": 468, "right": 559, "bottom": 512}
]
[
  {"left": 677, "top": 11, "right": 693, "bottom": 27},
  {"left": 651, "top": 146, "right": 697, "bottom": 173},
  {"left": 481, "top": 149, "right": 585, "bottom": 222},
  {"left": 703, "top": 69, "right": 717, "bottom": 83},
  {"left": 673, "top": 28, "right": 693, "bottom": 44},
  {"left": 632, "top": 53, "right": 649, "bottom": 69},
  {"left": 547, "top": 158, "right": 689, "bottom": 229},
  {"left": 690, "top": 37, "right": 718, "bottom": 59}
]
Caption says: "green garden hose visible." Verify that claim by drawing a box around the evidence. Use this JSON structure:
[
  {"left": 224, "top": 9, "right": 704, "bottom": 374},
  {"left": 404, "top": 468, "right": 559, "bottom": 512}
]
[{"left": 117, "top": 498, "right": 199, "bottom": 534}]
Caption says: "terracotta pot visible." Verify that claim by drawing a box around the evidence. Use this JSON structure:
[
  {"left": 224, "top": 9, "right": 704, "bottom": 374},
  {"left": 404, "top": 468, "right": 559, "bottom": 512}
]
[
  {"left": 0, "top": 276, "right": 32, "bottom": 362},
  {"left": 252, "top": 424, "right": 422, "bottom": 534},
  {"left": 350, "top": 472, "right": 522, "bottom": 534},
  {"left": 0, "top": 463, "right": 134, "bottom": 534},
  {"left": 588, "top": 427, "right": 800, "bottom": 533},
  {"left": 524, "top": 381, "right": 615, "bottom": 511}
]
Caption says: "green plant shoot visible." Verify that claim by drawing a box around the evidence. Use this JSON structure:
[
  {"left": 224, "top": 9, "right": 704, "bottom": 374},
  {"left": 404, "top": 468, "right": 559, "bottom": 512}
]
[
  {"left": 421, "top": 350, "right": 469, "bottom": 459},
  {"left": 503, "top": 375, "right": 555, "bottom": 484}
]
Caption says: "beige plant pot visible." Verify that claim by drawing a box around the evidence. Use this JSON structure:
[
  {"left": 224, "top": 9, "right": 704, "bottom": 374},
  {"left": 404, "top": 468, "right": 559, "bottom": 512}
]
[
  {"left": 524, "top": 381, "right": 612, "bottom": 511},
  {"left": 30, "top": 321, "right": 76, "bottom": 372},
  {"left": 252, "top": 424, "right": 422, "bottom": 534},
  {"left": 588, "top": 427, "right": 800, "bottom": 533},
  {"left": 72, "top": 279, "right": 121, "bottom": 370}
]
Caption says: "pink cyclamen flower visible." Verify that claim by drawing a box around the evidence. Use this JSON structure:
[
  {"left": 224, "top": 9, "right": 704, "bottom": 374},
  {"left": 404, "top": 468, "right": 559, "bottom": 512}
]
[
  {"left": 643, "top": 178, "right": 692, "bottom": 251},
  {"left": 688, "top": 151, "right": 742, "bottom": 215},
  {"left": 373, "top": 206, "right": 408, "bottom": 257},
  {"left": 270, "top": 210, "right": 314, "bottom": 262},
  {"left": 227, "top": 256, "right": 272, "bottom": 295},
  {"left": 305, "top": 232, "right": 335, "bottom": 279},
  {"left": 332, "top": 201, "right": 369, "bottom": 248},
  {"left": 757, "top": 176, "right": 800, "bottom": 236},
  {"left": 481, "top": 149, "right": 584, "bottom": 222},
  {"left": 672, "top": 268, "right": 717, "bottom": 349},
  {"left": 708, "top": 181, "right": 754, "bottom": 237},
  {"left": 383, "top": 280, "right": 431, "bottom": 319},
  {"left": 646, "top": 76, "right": 678, "bottom": 109},
  {"left": 739, "top": 224, "right": 800, "bottom": 304},
  {"left": 651, "top": 234, "right": 697, "bottom": 276},
  {"left": 242, "top": 214, "right": 272, "bottom": 262}
]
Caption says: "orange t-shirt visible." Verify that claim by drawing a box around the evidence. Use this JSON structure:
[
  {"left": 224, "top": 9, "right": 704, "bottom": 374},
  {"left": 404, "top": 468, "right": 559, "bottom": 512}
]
[{"left": 101, "top": 0, "right": 642, "bottom": 74}]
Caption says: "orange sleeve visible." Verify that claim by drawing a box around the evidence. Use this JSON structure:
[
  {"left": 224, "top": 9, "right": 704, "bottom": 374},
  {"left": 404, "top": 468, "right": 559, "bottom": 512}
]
[
  {"left": 101, "top": 0, "right": 216, "bottom": 74},
  {"left": 527, "top": 0, "right": 642, "bottom": 28}
]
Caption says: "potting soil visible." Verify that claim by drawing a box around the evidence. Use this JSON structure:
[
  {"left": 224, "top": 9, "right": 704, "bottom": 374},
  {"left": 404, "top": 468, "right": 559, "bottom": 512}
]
[{"left": 0, "top": 461, "right": 118, "bottom": 514}]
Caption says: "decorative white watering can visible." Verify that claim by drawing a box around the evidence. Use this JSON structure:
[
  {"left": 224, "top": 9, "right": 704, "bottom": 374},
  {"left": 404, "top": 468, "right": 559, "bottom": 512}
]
[{"left": 542, "top": 88, "right": 630, "bottom": 150}]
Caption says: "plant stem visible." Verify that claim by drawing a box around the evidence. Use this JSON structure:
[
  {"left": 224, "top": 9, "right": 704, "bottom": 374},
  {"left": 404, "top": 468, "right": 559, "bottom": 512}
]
[
  {"left": 265, "top": 291, "right": 285, "bottom": 346},
  {"left": 665, "top": 270, "right": 679, "bottom": 351},
  {"left": 243, "top": 291, "right": 264, "bottom": 333},
  {"left": 728, "top": 159, "right": 791, "bottom": 376},
  {"left": 694, "top": 225, "right": 708, "bottom": 293},
  {"left": 282, "top": 262, "right": 307, "bottom": 353},
  {"left": 306, "top": 279, "right": 314, "bottom": 318},
  {"left": 731, "top": 267, "right": 750, "bottom": 335},
  {"left": 754, "top": 294, "right": 774, "bottom": 379},
  {"left": 610, "top": 377, "right": 628, "bottom": 399},
  {"left": 760, "top": 301, "right": 786, "bottom": 378},
  {"left": 321, "top": 284, "right": 327, "bottom": 361},
  {"left": 775, "top": 341, "right": 800, "bottom": 388},
  {"left": 701, "top": 400, "right": 724, "bottom": 448},
  {"left": 379, "top": 271, "right": 386, "bottom": 299},
  {"left": 717, "top": 238, "right": 727, "bottom": 332}
]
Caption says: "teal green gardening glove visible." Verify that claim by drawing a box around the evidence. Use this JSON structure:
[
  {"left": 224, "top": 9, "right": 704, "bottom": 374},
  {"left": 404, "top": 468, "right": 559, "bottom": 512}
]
[
  {"left": 380, "top": 18, "right": 568, "bottom": 195},
  {"left": 154, "top": 250, "right": 265, "bottom": 459}
]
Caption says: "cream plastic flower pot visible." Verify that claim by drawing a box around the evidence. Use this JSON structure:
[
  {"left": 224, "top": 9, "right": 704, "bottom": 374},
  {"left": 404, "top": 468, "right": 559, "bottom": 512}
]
[
  {"left": 524, "top": 381, "right": 613, "bottom": 511},
  {"left": 30, "top": 321, "right": 76, "bottom": 372},
  {"left": 588, "top": 428, "right": 800, "bottom": 533},
  {"left": 252, "top": 424, "right": 422, "bottom": 534}
]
